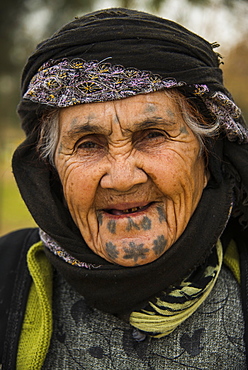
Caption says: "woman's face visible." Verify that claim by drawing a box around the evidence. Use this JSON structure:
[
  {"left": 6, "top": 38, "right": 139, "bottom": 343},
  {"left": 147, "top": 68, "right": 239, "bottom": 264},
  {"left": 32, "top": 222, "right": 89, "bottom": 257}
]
[{"left": 55, "top": 91, "right": 207, "bottom": 266}]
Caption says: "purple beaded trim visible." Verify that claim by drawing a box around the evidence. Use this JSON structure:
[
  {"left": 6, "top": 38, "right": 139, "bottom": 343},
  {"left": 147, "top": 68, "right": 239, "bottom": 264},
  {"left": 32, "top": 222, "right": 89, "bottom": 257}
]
[
  {"left": 203, "top": 92, "right": 248, "bottom": 143},
  {"left": 23, "top": 57, "right": 248, "bottom": 143},
  {"left": 39, "top": 229, "right": 101, "bottom": 269},
  {"left": 23, "top": 58, "right": 187, "bottom": 106}
]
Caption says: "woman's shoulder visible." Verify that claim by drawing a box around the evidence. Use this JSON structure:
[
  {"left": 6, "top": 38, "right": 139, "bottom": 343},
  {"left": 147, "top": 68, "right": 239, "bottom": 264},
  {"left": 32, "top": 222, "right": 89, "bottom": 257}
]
[
  {"left": 0, "top": 227, "right": 39, "bottom": 247},
  {"left": 0, "top": 228, "right": 40, "bottom": 366},
  {"left": 0, "top": 227, "right": 40, "bottom": 276}
]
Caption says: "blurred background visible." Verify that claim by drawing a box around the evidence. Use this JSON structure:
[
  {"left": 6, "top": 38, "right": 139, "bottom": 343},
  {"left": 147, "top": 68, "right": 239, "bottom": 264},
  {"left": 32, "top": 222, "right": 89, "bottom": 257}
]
[{"left": 1, "top": 0, "right": 248, "bottom": 235}]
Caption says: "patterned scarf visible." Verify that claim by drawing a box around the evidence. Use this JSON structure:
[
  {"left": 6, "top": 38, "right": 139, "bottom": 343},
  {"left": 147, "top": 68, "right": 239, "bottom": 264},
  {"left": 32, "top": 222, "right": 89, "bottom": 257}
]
[{"left": 130, "top": 241, "right": 222, "bottom": 339}]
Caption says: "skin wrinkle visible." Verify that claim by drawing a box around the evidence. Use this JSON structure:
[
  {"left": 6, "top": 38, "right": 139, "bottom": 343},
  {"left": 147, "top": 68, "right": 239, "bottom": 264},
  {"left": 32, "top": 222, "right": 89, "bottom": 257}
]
[
  {"left": 55, "top": 91, "right": 207, "bottom": 267},
  {"left": 57, "top": 142, "right": 63, "bottom": 155},
  {"left": 133, "top": 118, "right": 178, "bottom": 132},
  {"left": 114, "top": 114, "right": 121, "bottom": 125}
]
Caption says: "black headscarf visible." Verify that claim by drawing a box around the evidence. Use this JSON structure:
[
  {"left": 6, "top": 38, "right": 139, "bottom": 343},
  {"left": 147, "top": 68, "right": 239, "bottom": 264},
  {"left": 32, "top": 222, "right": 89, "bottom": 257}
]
[{"left": 13, "top": 8, "right": 248, "bottom": 314}]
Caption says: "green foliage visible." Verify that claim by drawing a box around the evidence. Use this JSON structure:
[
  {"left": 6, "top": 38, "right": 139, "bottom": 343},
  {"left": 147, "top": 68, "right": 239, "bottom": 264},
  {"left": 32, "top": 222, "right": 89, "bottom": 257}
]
[
  {"left": 149, "top": 0, "right": 166, "bottom": 11},
  {"left": 0, "top": 0, "right": 27, "bottom": 73},
  {"left": 0, "top": 170, "right": 37, "bottom": 236},
  {"left": 187, "top": 0, "right": 210, "bottom": 4},
  {"left": 223, "top": 38, "right": 248, "bottom": 122},
  {"left": 0, "top": 128, "right": 37, "bottom": 235}
]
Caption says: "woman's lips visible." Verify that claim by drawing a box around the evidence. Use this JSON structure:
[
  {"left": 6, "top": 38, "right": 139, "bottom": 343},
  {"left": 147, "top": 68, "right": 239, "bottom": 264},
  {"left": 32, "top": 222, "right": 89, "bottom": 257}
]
[{"left": 103, "top": 202, "right": 154, "bottom": 216}]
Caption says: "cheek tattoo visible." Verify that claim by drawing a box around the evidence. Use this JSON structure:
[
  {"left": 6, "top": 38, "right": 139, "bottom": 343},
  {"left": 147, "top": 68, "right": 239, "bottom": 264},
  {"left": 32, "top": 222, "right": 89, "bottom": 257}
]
[
  {"left": 152, "top": 235, "right": 167, "bottom": 256},
  {"left": 126, "top": 217, "right": 140, "bottom": 231},
  {"left": 97, "top": 213, "right": 103, "bottom": 225},
  {"left": 123, "top": 242, "right": 149, "bottom": 263},
  {"left": 126, "top": 216, "right": 152, "bottom": 231},
  {"left": 107, "top": 220, "right": 116, "bottom": 234},
  {"left": 156, "top": 206, "right": 166, "bottom": 223},
  {"left": 106, "top": 242, "right": 119, "bottom": 260},
  {"left": 141, "top": 216, "right": 152, "bottom": 230},
  {"left": 180, "top": 125, "right": 189, "bottom": 135}
]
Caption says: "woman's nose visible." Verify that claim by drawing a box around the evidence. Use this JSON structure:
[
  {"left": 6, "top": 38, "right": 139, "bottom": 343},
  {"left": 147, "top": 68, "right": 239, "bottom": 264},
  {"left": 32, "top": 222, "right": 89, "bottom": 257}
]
[{"left": 100, "top": 156, "right": 148, "bottom": 191}]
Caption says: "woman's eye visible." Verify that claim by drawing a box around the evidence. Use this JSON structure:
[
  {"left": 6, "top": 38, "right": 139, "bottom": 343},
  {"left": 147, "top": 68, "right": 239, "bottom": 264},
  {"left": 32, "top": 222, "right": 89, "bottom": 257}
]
[
  {"left": 76, "top": 134, "right": 107, "bottom": 152},
  {"left": 143, "top": 130, "right": 169, "bottom": 142},
  {"left": 146, "top": 131, "right": 165, "bottom": 139},
  {"left": 134, "top": 129, "right": 169, "bottom": 151},
  {"left": 78, "top": 141, "right": 99, "bottom": 149}
]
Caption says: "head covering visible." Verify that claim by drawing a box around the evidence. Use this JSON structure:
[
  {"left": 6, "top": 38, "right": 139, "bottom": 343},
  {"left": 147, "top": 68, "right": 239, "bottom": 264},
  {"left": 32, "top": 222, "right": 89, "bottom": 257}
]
[{"left": 13, "top": 8, "right": 248, "bottom": 314}]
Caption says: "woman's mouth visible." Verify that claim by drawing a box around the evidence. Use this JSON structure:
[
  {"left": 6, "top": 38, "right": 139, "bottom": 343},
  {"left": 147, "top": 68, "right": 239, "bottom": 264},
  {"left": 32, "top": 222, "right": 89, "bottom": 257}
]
[{"left": 103, "top": 202, "right": 153, "bottom": 216}]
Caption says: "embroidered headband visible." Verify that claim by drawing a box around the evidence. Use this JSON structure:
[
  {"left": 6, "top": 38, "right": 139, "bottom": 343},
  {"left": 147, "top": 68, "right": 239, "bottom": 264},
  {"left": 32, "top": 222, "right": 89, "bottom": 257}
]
[
  {"left": 23, "top": 57, "right": 248, "bottom": 144},
  {"left": 24, "top": 58, "right": 188, "bottom": 106}
]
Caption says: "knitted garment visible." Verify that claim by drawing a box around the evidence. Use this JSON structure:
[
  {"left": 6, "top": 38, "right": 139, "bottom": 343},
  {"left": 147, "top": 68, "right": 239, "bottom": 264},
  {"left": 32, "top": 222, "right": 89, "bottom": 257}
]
[
  {"left": 42, "top": 266, "right": 245, "bottom": 370},
  {"left": 223, "top": 238, "right": 241, "bottom": 284},
  {"left": 16, "top": 242, "right": 53, "bottom": 370}
]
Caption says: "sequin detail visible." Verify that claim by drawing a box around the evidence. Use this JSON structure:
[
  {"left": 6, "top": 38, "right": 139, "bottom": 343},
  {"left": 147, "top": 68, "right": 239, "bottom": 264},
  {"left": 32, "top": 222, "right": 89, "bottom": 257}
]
[
  {"left": 24, "top": 58, "right": 187, "bottom": 106},
  {"left": 39, "top": 229, "right": 101, "bottom": 269}
]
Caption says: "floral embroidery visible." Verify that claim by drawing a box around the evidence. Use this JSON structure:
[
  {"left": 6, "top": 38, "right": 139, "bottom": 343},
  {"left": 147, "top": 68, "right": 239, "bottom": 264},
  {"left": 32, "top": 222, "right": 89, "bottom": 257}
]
[
  {"left": 203, "top": 92, "right": 248, "bottom": 143},
  {"left": 24, "top": 57, "right": 186, "bottom": 106},
  {"left": 39, "top": 229, "right": 101, "bottom": 269}
]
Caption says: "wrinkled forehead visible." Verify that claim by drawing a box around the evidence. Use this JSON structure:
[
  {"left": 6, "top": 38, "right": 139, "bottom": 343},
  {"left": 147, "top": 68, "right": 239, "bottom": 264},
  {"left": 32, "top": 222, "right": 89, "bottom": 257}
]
[{"left": 57, "top": 90, "right": 182, "bottom": 135}]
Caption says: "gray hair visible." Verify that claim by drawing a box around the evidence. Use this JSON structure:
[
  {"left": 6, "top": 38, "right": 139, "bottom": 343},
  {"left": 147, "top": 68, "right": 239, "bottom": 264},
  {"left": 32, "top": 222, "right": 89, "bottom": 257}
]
[{"left": 37, "top": 89, "right": 219, "bottom": 166}]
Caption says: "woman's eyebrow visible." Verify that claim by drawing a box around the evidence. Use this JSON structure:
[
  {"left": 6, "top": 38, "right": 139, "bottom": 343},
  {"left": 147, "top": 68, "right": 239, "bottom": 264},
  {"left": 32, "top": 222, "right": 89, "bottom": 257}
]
[
  {"left": 133, "top": 117, "right": 177, "bottom": 130},
  {"left": 63, "top": 121, "right": 110, "bottom": 141},
  {"left": 62, "top": 116, "right": 177, "bottom": 142}
]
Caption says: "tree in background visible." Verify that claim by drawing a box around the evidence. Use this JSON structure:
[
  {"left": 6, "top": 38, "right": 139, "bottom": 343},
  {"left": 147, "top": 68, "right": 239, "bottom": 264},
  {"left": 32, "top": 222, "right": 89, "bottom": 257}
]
[{"left": 223, "top": 37, "right": 248, "bottom": 120}]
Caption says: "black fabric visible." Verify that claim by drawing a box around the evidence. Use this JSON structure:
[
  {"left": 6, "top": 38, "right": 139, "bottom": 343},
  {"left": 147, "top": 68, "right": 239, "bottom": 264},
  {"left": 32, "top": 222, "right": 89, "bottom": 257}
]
[
  {"left": 238, "top": 231, "right": 248, "bottom": 367},
  {"left": 222, "top": 218, "right": 248, "bottom": 367},
  {"left": 223, "top": 140, "right": 248, "bottom": 228},
  {"left": 0, "top": 228, "right": 40, "bottom": 370}
]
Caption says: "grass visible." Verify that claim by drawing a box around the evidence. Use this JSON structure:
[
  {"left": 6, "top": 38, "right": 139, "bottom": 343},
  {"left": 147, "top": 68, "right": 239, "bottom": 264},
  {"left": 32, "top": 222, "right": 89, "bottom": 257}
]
[{"left": 0, "top": 128, "right": 36, "bottom": 236}]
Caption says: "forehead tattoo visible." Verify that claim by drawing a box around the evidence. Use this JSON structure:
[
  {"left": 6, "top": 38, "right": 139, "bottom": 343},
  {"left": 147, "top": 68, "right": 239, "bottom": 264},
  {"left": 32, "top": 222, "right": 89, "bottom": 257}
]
[
  {"left": 166, "top": 109, "right": 176, "bottom": 119},
  {"left": 143, "top": 103, "right": 157, "bottom": 113}
]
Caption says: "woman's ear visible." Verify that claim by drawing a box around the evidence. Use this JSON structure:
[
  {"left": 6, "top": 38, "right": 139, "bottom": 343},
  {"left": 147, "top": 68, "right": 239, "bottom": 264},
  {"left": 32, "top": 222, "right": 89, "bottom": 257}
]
[{"left": 204, "top": 168, "right": 210, "bottom": 188}]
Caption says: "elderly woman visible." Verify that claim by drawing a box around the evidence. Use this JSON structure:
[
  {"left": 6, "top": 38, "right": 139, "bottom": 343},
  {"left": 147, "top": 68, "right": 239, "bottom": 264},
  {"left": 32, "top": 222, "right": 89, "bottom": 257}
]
[{"left": 1, "top": 8, "right": 248, "bottom": 369}]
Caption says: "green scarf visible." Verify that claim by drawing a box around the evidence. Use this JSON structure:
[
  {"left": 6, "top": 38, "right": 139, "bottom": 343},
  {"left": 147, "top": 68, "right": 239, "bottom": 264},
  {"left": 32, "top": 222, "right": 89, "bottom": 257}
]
[{"left": 130, "top": 240, "right": 222, "bottom": 338}]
